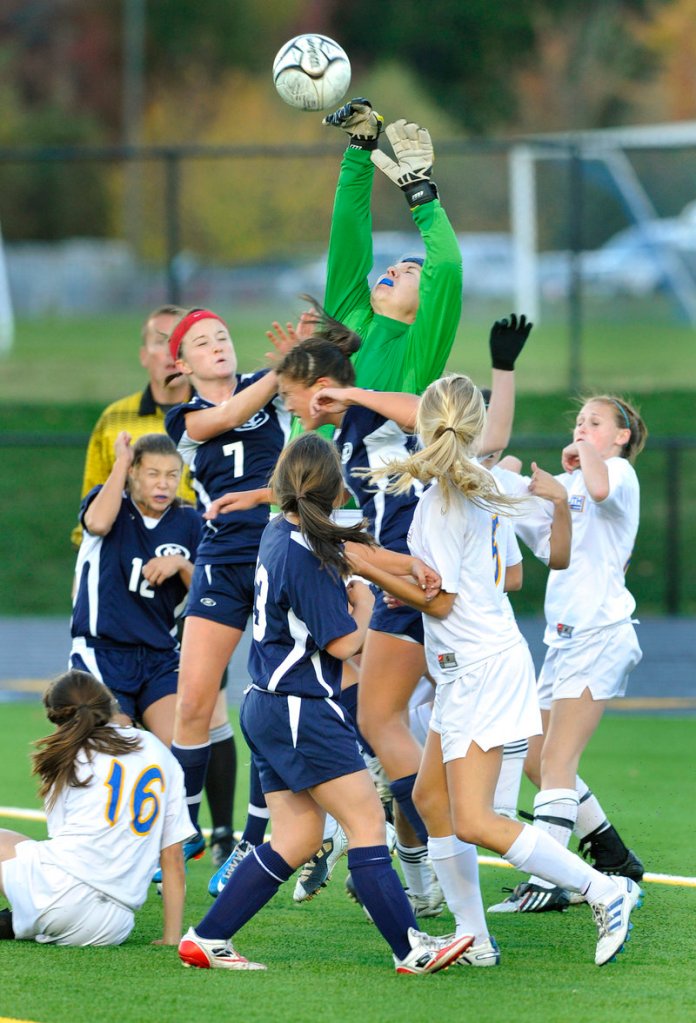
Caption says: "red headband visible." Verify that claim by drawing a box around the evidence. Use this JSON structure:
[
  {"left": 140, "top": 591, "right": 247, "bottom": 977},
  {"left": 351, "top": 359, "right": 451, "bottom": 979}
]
[{"left": 168, "top": 309, "right": 229, "bottom": 362}]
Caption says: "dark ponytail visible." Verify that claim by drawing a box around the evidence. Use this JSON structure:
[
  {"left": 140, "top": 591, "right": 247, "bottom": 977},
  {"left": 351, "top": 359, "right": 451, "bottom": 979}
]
[
  {"left": 270, "top": 434, "right": 373, "bottom": 578},
  {"left": 277, "top": 296, "right": 361, "bottom": 387}
]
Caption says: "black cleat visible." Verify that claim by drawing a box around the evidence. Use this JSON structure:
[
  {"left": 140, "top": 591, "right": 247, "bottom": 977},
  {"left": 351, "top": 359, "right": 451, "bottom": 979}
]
[
  {"left": 579, "top": 825, "right": 644, "bottom": 881},
  {"left": 488, "top": 882, "right": 570, "bottom": 913}
]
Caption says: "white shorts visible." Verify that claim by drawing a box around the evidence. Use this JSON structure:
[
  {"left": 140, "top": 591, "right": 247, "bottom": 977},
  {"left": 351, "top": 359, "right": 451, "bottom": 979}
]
[
  {"left": 429, "top": 640, "right": 542, "bottom": 764},
  {"left": 1, "top": 840, "right": 134, "bottom": 946},
  {"left": 537, "top": 621, "right": 642, "bottom": 710}
]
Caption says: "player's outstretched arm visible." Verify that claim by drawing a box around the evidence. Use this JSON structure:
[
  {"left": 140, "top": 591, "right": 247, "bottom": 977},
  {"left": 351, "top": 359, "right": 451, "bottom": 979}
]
[
  {"left": 478, "top": 314, "right": 533, "bottom": 460},
  {"left": 310, "top": 386, "right": 420, "bottom": 432}
]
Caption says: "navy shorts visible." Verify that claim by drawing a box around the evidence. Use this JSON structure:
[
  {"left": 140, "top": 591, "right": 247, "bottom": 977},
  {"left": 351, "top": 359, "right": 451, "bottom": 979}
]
[
  {"left": 185, "top": 561, "right": 256, "bottom": 630},
  {"left": 369, "top": 586, "right": 424, "bottom": 644},
  {"left": 240, "top": 687, "right": 366, "bottom": 794},
  {"left": 69, "top": 639, "right": 178, "bottom": 721}
]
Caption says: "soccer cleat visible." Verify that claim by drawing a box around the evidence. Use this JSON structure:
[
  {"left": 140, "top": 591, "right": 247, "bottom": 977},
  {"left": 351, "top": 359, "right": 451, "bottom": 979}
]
[
  {"left": 591, "top": 876, "right": 643, "bottom": 966},
  {"left": 406, "top": 878, "right": 445, "bottom": 919},
  {"left": 178, "top": 927, "right": 266, "bottom": 970},
  {"left": 345, "top": 871, "right": 374, "bottom": 923},
  {"left": 209, "top": 826, "right": 235, "bottom": 869},
  {"left": 488, "top": 882, "right": 570, "bottom": 914},
  {"left": 208, "top": 839, "right": 255, "bottom": 898},
  {"left": 579, "top": 832, "right": 644, "bottom": 882},
  {"left": 293, "top": 825, "right": 348, "bottom": 903},
  {"left": 153, "top": 829, "right": 206, "bottom": 885},
  {"left": 394, "top": 927, "right": 474, "bottom": 975},
  {"left": 456, "top": 935, "right": 501, "bottom": 967}
]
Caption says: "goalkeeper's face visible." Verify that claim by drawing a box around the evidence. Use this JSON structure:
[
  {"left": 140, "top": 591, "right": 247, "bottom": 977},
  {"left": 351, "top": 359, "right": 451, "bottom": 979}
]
[{"left": 370, "top": 261, "right": 422, "bottom": 323}]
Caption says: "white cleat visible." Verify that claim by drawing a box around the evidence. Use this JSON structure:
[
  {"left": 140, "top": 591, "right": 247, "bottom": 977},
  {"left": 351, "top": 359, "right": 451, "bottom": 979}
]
[
  {"left": 178, "top": 927, "right": 266, "bottom": 970},
  {"left": 293, "top": 825, "right": 348, "bottom": 903},
  {"left": 456, "top": 935, "right": 501, "bottom": 967},
  {"left": 591, "top": 876, "right": 643, "bottom": 966},
  {"left": 394, "top": 927, "right": 474, "bottom": 975}
]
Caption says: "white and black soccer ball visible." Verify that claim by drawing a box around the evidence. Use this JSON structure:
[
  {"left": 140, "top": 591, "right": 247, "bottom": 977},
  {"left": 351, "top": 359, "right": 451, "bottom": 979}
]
[{"left": 272, "top": 34, "right": 351, "bottom": 111}]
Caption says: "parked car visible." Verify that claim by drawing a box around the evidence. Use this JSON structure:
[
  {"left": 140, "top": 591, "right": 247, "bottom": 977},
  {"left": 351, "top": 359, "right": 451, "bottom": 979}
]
[{"left": 540, "top": 218, "right": 696, "bottom": 299}]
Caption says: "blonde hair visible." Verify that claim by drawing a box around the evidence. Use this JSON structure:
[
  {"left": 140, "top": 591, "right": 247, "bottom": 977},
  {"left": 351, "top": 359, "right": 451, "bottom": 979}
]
[
  {"left": 370, "top": 374, "right": 518, "bottom": 513},
  {"left": 579, "top": 395, "right": 648, "bottom": 463}
]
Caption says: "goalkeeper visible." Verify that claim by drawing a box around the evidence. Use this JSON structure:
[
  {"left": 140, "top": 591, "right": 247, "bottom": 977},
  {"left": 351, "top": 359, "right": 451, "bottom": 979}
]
[{"left": 321, "top": 99, "right": 462, "bottom": 394}]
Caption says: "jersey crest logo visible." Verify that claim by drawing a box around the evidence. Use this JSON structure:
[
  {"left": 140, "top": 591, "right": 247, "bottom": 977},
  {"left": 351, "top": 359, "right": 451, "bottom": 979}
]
[
  {"left": 236, "top": 410, "right": 270, "bottom": 432},
  {"left": 155, "top": 542, "right": 191, "bottom": 559},
  {"left": 556, "top": 622, "right": 574, "bottom": 638},
  {"left": 569, "top": 495, "right": 585, "bottom": 512},
  {"left": 200, "top": 597, "right": 217, "bottom": 607},
  {"left": 340, "top": 442, "right": 353, "bottom": 464},
  {"left": 437, "top": 651, "right": 458, "bottom": 669}
]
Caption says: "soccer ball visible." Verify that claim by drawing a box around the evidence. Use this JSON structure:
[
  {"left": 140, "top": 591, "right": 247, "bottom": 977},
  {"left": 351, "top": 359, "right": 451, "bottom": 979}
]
[{"left": 272, "top": 34, "right": 351, "bottom": 112}]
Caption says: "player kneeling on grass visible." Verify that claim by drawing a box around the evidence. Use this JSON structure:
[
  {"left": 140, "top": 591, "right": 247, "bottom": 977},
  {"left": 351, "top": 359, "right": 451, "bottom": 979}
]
[
  {"left": 178, "top": 434, "right": 473, "bottom": 974},
  {"left": 0, "top": 670, "right": 194, "bottom": 946}
]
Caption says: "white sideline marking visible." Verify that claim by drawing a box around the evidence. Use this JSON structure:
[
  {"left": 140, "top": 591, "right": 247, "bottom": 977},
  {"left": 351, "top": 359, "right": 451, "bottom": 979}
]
[{"left": 2, "top": 805, "right": 694, "bottom": 888}]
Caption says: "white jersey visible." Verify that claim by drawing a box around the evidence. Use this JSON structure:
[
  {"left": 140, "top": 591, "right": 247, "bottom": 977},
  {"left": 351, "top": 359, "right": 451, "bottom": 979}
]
[
  {"left": 491, "top": 465, "right": 555, "bottom": 565},
  {"left": 41, "top": 727, "right": 193, "bottom": 911},
  {"left": 408, "top": 480, "right": 523, "bottom": 683},
  {"left": 542, "top": 457, "right": 639, "bottom": 646},
  {"left": 493, "top": 460, "right": 639, "bottom": 644}
]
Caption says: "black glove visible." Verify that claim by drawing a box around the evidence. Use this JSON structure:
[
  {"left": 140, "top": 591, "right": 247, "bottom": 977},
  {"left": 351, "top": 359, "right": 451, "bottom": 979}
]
[
  {"left": 323, "top": 97, "right": 384, "bottom": 151},
  {"left": 489, "top": 314, "right": 533, "bottom": 371}
]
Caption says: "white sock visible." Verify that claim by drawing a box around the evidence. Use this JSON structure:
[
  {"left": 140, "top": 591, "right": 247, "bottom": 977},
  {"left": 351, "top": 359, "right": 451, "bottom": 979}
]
[
  {"left": 428, "top": 835, "right": 487, "bottom": 944},
  {"left": 575, "top": 776, "right": 609, "bottom": 840},
  {"left": 322, "top": 814, "right": 338, "bottom": 842},
  {"left": 395, "top": 842, "right": 430, "bottom": 897},
  {"left": 527, "top": 787, "right": 579, "bottom": 890},
  {"left": 408, "top": 702, "right": 432, "bottom": 748},
  {"left": 505, "top": 823, "right": 616, "bottom": 902},
  {"left": 493, "top": 738, "right": 528, "bottom": 820}
]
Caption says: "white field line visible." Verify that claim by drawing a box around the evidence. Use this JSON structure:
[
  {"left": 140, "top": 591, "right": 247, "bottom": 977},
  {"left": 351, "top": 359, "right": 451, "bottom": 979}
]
[{"left": 2, "top": 805, "right": 694, "bottom": 888}]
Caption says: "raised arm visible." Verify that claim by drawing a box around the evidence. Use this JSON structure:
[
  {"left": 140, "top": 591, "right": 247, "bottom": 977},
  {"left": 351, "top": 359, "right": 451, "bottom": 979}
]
[
  {"left": 323, "top": 100, "right": 383, "bottom": 326},
  {"left": 82, "top": 432, "right": 132, "bottom": 536},
  {"left": 478, "top": 315, "right": 532, "bottom": 459}
]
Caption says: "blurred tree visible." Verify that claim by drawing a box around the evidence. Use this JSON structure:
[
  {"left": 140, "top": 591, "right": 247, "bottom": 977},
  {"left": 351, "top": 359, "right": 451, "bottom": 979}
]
[{"left": 331, "top": 0, "right": 661, "bottom": 133}]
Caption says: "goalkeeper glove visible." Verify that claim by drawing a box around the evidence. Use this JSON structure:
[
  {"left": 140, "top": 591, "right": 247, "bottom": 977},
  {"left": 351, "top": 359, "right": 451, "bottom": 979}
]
[
  {"left": 371, "top": 119, "right": 437, "bottom": 208},
  {"left": 489, "top": 314, "right": 533, "bottom": 371},
  {"left": 323, "top": 98, "right": 384, "bottom": 151}
]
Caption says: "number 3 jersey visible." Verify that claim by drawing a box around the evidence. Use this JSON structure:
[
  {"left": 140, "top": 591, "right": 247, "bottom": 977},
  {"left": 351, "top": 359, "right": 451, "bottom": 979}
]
[
  {"left": 71, "top": 489, "right": 201, "bottom": 650},
  {"left": 248, "top": 516, "right": 357, "bottom": 700},
  {"left": 42, "top": 726, "right": 193, "bottom": 910},
  {"left": 165, "top": 372, "right": 291, "bottom": 565}
]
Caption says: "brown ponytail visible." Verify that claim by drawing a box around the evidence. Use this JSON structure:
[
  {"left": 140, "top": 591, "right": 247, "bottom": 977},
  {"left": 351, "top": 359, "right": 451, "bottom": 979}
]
[{"left": 32, "top": 670, "right": 142, "bottom": 810}]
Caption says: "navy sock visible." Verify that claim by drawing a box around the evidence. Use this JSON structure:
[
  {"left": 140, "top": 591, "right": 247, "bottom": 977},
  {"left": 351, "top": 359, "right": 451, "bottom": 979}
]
[
  {"left": 341, "top": 682, "right": 374, "bottom": 757},
  {"left": 348, "top": 845, "right": 417, "bottom": 961},
  {"left": 196, "top": 842, "right": 294, "bottom": 940},
  {"left": 389, "top": 774, "right": 428, "bottom": 845},
  {"left": 171, "top": 741, "right": 210, "bottom": 832},
  {"left": 241, "top": 759, "right": 270, "bottom": 846}
]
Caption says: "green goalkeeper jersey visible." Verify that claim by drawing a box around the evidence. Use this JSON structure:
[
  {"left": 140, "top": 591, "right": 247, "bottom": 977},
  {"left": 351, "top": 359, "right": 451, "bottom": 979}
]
[
  {"left": 287, "top": 147, "right": 462, "bottom": 445},
  {"left": 325, "top": 146, "right": 462, "bottom": 392}
]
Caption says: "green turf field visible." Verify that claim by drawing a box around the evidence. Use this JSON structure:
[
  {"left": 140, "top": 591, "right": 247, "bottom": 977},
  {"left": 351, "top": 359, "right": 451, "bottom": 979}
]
[{"left": 1, "top": 703, "right": 694, "bottom": 1023}]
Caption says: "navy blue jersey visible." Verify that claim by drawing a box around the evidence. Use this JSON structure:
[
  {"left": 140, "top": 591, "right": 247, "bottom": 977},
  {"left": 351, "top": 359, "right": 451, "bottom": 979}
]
[
  {"left": 248, "top": 516, "right": 357, "bottom": 699},
  {"left": 335, "top": 404, "right": 422, "bottom": 554},
  {"left": 71, "top": 489, "right": 201, "bottom": 650},
  {"left": 165, "top": 372, "right": 291, "bottom": 564}
]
